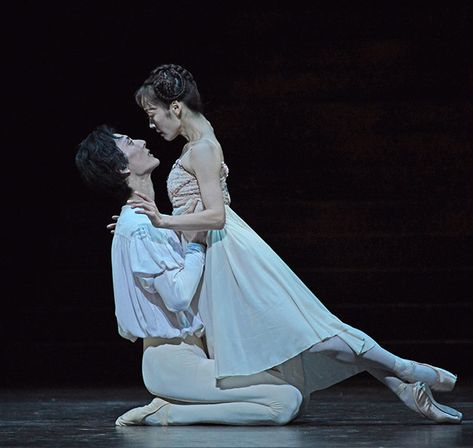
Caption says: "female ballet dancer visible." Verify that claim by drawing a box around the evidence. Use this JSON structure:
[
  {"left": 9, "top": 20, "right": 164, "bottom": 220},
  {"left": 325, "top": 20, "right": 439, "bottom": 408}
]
[{"left": 121, "top": 63, "right": 461, "bottom": 423}]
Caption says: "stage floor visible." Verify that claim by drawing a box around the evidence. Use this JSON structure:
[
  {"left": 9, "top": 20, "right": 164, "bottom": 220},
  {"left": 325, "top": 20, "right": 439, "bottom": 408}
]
[{"left": 1, "top": 379, "right": 471, "bottom": 448}]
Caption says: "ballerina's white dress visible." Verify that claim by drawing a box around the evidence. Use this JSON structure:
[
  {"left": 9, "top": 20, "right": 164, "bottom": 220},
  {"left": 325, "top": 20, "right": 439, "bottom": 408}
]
[{"left": 167, "top": 151, "right": 377, "bottom": 399}]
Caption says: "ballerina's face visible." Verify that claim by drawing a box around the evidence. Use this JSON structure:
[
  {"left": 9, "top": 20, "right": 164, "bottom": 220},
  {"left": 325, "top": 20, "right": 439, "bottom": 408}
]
[
  {"left": 143, "top": 101, "right": 181, "bottom": 142},
  {"left": 114, "top": 134, "right": 160, "bottom": 175}
]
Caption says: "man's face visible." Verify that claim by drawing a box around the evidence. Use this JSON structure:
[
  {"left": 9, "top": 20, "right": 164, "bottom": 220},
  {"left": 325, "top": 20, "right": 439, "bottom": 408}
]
[{"left": 114, "top": 134, "right": 160, "bottom": 175}]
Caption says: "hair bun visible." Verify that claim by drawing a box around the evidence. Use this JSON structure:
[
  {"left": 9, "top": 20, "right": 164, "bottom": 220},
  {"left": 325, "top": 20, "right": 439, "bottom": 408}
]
[
  {"left": 136, "top": 63, "right": 203, "bottom": 113},
  {"left": 150, "top": 65, "right": 186, "bottom": 101}
]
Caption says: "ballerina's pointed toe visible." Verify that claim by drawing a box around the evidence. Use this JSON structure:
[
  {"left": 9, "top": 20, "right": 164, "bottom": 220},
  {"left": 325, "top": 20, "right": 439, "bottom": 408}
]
[
  {"left": 405, "top": 381, "right": 462, "bottom": 424},
  {"left": 398, "top": 360, "right": 458, "bottom": 392},
  {"left": 115, "top": 397, "right": 170, "bottom": 426},
  {"left": 417, "top": 362, "right": 457, "bottom": 392}
]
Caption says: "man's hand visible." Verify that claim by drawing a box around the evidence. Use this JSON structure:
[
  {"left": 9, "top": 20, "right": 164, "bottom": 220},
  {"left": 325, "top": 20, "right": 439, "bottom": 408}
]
[
  {"left": 127, "top": 191, "right": 168, "bottom": 228},
  {"left": 106, "top": 215, "right": 119, "bottom": 234}
]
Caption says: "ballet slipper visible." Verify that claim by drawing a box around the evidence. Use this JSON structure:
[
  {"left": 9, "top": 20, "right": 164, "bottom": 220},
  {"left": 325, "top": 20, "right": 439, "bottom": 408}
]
[
  {"left": 396, "top": 359, "right": 457, "bottom": 392},
  {"left": 115, "top": 397, "right": 170, "bottom": 426},
  {"left": 397, "top": 381, "right": 462, "bottom": 424}
]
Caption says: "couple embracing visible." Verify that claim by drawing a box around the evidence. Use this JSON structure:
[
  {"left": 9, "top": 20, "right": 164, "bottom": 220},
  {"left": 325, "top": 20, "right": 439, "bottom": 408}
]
[{"left": 75, "top": 64, "right": 462, "bottom": 426}]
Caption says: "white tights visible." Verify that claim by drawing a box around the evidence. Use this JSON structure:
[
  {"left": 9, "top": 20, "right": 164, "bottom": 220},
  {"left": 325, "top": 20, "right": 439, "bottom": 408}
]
[
  {"left": 141, "top": 342, "right": 302, "bottom": 426},
  {"left": 309, "top": 334, "right": 437, "bottom": 382},
  {"left": 308, "top": 333, "right": 438, "bottom": 407}
]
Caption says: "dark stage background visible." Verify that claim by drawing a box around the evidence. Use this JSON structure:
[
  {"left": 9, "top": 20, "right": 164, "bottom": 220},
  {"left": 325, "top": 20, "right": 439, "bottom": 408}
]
[{"left": 3, "top": 2, "right": 473, "bottom": 388}]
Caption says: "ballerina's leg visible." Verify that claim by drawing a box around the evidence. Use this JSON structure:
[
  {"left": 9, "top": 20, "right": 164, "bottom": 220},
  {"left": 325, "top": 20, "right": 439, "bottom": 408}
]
[
  {"left": 308, "top": 338, "right": 461, "bottom": 421},
  {"left": 308, "top": 333, "right": 438, "bottom": 385}
]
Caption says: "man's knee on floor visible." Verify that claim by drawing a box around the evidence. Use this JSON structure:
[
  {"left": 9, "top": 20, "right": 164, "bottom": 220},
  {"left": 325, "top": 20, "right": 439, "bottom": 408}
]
[{"left": 270, "top": 385, "right": 303, "bottom": 425}]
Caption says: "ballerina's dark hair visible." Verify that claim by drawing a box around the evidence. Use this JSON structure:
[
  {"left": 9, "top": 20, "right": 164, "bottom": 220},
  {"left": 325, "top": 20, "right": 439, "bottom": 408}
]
[
  {"left": 75, "top": 125, "right": 133, "bottom": 204},
  {"left": 135, "top": 64, "right": 203, "bottom": 113}
]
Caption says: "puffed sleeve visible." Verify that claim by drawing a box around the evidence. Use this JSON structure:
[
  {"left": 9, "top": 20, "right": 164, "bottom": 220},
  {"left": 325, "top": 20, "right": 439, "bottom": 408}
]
[{"left": 129, "top": 225, "right": 205, "bottom": 313}]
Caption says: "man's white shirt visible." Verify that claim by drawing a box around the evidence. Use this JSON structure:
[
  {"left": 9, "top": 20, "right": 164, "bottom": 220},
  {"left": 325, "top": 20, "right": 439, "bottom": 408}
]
[{"left": 111, "top": 206, "right": 205, "bottom": 341}]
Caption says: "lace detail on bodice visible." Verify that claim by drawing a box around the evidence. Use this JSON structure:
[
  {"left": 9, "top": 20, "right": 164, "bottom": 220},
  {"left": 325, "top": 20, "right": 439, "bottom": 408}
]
[{"left": 167, "top": 159, "right": 231, "bottom": 216}]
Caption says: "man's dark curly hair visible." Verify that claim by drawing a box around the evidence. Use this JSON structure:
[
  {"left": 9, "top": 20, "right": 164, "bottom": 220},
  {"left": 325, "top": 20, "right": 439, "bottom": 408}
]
[{"left": 75, "top": 125, "right": 132, "bottom": 204}]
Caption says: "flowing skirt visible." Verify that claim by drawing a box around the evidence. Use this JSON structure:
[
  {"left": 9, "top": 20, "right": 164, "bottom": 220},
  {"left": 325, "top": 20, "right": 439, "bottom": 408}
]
[{"left": 198, "top": 206, "right": 376, "bottom": 397}]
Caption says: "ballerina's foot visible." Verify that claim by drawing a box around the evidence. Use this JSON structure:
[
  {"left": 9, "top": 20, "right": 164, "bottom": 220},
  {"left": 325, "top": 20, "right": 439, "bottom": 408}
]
[
  {"left": 115, "top": 397, "right": 171, "bottom": 426},
  {"left": 397, "top": 381, "right": 462, "bottom": 424},
  {"left": 395, "top": 359, "right": 457, "bottom": 392}
]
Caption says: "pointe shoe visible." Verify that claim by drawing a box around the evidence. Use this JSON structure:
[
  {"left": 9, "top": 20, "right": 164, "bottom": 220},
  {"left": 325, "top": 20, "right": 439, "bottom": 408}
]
[
  {"left": 398, "top": 381, "right": 462, "bottom": 424},
  {"left": 399, "top": 360, "right": 457, "bottom": 392},
  {"left": 115, "top": 397, "right": 170, "bottom": 426}
]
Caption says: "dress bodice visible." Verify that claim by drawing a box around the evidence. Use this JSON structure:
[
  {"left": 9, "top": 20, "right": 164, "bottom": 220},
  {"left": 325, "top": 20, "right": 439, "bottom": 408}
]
[{"left": 167, "top": 158, "right": 231, "bottom": 216}]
